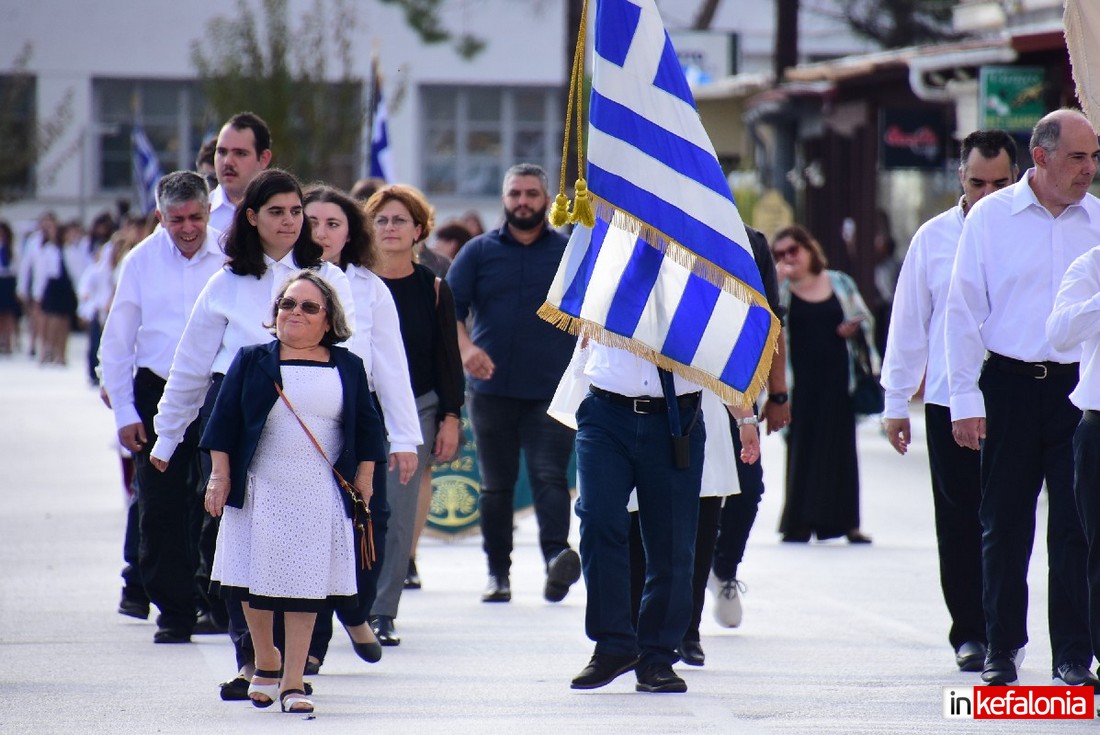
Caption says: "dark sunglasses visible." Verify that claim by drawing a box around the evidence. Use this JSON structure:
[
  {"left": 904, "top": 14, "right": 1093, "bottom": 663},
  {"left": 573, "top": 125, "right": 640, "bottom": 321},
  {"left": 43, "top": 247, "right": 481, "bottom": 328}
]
[
  {"left": 772, "top": 245, "right": 800, "bottom": 260},
  {"left": 276, "top": 297, "right": 326, "bottom": 315}
]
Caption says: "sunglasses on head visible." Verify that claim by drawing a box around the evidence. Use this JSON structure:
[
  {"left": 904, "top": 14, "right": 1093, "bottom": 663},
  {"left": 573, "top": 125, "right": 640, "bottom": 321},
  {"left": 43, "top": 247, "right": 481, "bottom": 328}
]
[{"left": 276, "top": 297, "right": 326, "bottom": 315}]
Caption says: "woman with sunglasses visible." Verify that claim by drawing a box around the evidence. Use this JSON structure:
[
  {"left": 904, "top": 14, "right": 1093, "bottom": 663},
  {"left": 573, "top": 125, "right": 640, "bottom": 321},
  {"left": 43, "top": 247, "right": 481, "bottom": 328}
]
[
  {"left": 300, "top": 184, "right": 421, "bottom": 673},
  {"left": 201, "top": 270, "right": 384, "bottom": 714},
  {"left": 362, "top": 184, "right": 463, "bottom": 646},
  {"left": 771, "top": 224, "right": 875, "bottom": 545},
  {"left": 149, "top": 169, "right": 355, "bottom": 701}
]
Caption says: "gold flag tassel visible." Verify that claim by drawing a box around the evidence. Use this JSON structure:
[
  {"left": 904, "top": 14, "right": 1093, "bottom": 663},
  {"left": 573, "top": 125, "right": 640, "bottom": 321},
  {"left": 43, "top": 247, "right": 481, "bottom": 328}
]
[{"left": 550, "top": 0, "right": 592, "bottom": 228}]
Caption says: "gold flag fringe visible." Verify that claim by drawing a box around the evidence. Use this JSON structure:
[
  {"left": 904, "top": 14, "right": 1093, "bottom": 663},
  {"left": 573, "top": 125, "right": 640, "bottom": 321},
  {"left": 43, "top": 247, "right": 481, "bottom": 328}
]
[{"left": 537, "top": 303, "right": 779, "bottom": 409}]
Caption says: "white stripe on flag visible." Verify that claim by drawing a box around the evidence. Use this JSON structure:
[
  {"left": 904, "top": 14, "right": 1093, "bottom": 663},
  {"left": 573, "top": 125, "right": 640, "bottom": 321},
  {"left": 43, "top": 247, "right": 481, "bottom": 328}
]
[
  {"left": 576, "top": 225, "right": 637, "bottom": 326},
  {"left": 631, "top": 252, "right": 692, "bottom": 348},
  {"left": 693, "top": 289, "right": 752, "bottom": 373},
  {"left": 546, "top": 225, "right": 593, "bottom": 306}
]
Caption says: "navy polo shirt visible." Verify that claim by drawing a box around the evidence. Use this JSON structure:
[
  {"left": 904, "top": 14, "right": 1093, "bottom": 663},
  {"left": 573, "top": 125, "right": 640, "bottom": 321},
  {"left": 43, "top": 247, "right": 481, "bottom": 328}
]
[{"left": 446, "top": 223, "right": 576, "bottom": 400}]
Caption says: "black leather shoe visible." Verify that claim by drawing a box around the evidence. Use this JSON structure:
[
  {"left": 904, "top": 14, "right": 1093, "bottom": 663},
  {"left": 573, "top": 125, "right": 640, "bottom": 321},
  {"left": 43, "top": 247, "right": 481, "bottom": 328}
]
[
  {"left": 544, "top": 549, "right": 581, "bottom": 603},
  {"left": 482, "top": 574, "right": 512, "bottom": 603},
  {"left": 153, "top": 627, "right": 191, "bottom": 644},
  {"left": 304, "top": 657, "right": 322, "bottom": 676},
  {"left": 1053, "top": 661, "right": 1100, "bottom": 687},
  {"left": 570, "top": 653, "right": 639, "bottom": 689},
  {"left": 118, "top": 595, "right": 149, "bottom": 620},
  {"left": 955, "top": 641, "right": 986, "bottom": 672},
  {"left": 370, "top": 615, "right": 401, "bottom": 646},
  {"left": 982, "top": 649, "right": 1020, "bottom": 685},
  {"left": 677, "top": 639, "right": 705, "bottom": 667},
  {"left": 347, "top": 623, "right": 384, "bottom": 661},
  {"left": 635, "top": 663, "right": 687, "bottom": 693},
  {"left": 404, "top": 558, "right": 422, "bottom": 590},
  {"left": 193, "top": 611, "right": 227, "bottom": 635}
]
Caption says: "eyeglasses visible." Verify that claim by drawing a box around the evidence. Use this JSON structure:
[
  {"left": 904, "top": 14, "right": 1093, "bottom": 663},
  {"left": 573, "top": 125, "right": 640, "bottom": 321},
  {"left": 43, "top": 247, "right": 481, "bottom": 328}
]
[
  {"left": 276, "top": 297, "right": 326, "bottom": 315},
  {"left": 772, "top": 245, "right": 800, "bottom": 260},
  {"left": 373, "top": 215, "right": 412, "bottom": 229}
]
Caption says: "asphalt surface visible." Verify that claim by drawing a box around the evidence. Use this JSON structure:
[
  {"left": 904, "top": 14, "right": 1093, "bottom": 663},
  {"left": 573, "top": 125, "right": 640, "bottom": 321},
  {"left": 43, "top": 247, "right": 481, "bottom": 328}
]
[{"left": 0, "top": 336, "right": 1082, "bottom": 733}]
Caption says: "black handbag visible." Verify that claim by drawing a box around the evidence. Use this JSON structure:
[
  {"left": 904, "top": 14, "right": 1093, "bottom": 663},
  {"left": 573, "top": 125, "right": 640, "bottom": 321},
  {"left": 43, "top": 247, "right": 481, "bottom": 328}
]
[{"left": 850, "top": 330, "right": 884, "bottom": 416}]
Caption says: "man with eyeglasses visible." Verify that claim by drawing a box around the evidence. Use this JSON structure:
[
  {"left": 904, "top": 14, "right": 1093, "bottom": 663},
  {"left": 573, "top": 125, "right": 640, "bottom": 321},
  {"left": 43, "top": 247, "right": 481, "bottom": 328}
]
[
  {"left": 881, "top": 130, "right": 1017, "bottom": 674},
  {"left": 446, "top": 163, "right": 580, "bottom": 604},
  {"left": 946, "top": 109, "right": 1100, "bottom": 687},
  {"left": 98, "top": 171, "right": 224, "bottom": 644}
]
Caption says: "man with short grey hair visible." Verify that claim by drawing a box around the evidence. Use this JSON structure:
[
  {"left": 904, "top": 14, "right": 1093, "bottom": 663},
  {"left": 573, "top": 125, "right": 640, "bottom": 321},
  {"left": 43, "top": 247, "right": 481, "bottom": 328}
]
[
  {"left": 446, "top": 163, "right": 580, "bottom": 604},
  {"left": 99, "top": 170, "right": 224, "bottom": 644}
]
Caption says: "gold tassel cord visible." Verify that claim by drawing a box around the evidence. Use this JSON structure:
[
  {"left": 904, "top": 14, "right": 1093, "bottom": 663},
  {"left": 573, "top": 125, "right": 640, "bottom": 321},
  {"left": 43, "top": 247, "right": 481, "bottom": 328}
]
[{"left": 550, "top": 0, "right": 591, "bottom": 228}]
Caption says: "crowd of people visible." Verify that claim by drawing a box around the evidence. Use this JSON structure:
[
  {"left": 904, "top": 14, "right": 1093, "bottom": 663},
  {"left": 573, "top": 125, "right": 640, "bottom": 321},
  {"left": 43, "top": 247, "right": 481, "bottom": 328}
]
[{"left": 8, "top": 105, "right": 1100, "bottom": 709}]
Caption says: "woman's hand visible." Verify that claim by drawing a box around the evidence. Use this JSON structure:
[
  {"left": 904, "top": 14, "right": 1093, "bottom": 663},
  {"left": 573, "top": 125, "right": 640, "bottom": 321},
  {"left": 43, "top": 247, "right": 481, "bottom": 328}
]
[
  {"left": 204, "top": 475, "right": 231, "bottom": 517},
  {"left": 836, "top": 315, "right": 865, "bottom": 338},
  {"left": 354, "top": 462, "right": 376, "bottom": 503},
  {"left": 434, "top": 415, "right": 461, "bottom": 462},
  {"left": 390, "top": 452, "right": 418, "bottom": 485},
  {"left": 738, "top": 424, "right": 761, "bottom": 465}
]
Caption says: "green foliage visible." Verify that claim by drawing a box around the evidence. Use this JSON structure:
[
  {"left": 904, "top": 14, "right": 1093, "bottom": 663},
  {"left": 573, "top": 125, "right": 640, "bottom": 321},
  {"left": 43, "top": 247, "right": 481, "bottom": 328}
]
[
  {"left": 190, "top": 0, "right": 365, "bottom": 187},
  {"left": 377, "top": 0, "right": 486, "bottom": 60}
]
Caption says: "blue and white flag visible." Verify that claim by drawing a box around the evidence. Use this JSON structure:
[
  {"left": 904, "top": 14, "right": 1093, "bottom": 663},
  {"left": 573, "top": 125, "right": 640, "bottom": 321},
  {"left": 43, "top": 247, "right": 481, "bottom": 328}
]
[
  {"left": 131, "top": 124, "right": 161, "bottom": 216},
  {"left": 540, "top": 0, "right": 778, "bottom": 405},
  {"left": 370, "top": 91, "right": 393, "bottom": 182}
]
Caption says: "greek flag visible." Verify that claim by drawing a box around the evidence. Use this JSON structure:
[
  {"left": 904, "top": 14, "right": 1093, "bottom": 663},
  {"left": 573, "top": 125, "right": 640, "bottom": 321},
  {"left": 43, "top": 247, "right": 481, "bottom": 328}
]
[
  {"left": 131, "top": 123, "right": 161, "bottom": 216},
  {"left": 540, "top": 0, "right": 778, "bottom": 405},
  {"left": 369, "top": 91, "right": 393, "bottom": 182}
]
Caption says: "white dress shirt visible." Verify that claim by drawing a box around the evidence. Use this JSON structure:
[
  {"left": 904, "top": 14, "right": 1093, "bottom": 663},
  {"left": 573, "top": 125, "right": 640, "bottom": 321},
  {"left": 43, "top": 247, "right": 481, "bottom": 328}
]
[
  {"left": 585, "top": 342, "right": 703, "bottom": 397},
  {"left": 345, "top": 264, "right": 422, "bottom": 453},
  {"left": 98, "top": 226, "right": 225, "bottom": 430},
  {"left": 16, "top": 233, "right": 42, "bottom": 300},
  {"left": 151, "top": 255, "right": 354, "bottom": 462},
  {"left": 880, "top": 204, "right": 964, "bottom": 416},
  {"left": 1047, "top": 246, "right": 1100, "bottom": 410},
  {"left": 945, "top": 169, "right": 1100, "bottom": 420},
  {"left": 207, "top": 186, "right": 236, "bottom": 241}
]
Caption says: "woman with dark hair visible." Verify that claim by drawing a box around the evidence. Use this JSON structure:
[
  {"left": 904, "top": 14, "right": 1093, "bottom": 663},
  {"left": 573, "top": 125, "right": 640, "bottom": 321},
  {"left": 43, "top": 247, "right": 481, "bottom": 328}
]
[
  {"left": 300, "top": 184, "right": 420, "bottom": 673},
  {"left": 150, "top": 168, "right": 355, "bottom": 698},
  {"left": 202, "top": 270, "right": 384, "bottom": 714},
  {"left": 771, "top": 224, "right": 876, "bottom": 544},
  {"left": 363, "top": 183, "right": 463, "bottom": 646},
  {"left": 35, "top": 218, "right": 81, "bottom": 365},
  {"left": 0, "top": 220, "right": 19, "bottom": 354}
]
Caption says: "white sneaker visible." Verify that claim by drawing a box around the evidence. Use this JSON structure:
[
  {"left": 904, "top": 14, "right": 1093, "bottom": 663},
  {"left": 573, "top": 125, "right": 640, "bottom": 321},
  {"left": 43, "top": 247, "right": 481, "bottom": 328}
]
[{"left": 711, "top": 575, "right": 746, "bottom": 628}]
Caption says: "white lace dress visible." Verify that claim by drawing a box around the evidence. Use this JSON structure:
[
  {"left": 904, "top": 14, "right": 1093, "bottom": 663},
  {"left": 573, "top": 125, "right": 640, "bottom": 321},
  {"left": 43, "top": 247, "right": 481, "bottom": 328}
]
[{"left": 211, "top": 361, "right": 357, "bottom": 611}]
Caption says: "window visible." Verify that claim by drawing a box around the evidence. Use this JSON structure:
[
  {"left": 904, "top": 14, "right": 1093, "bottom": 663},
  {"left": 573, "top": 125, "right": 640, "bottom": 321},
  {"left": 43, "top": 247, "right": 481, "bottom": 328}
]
[
  {"left": 0, "top": 74, "right": 36, "bottom": 197},
  {"left": 92, "top": 78, "right": 209, "bottom": 193},
  {"left": 421, "top": 85, "right": 561, "bottom": 197}
]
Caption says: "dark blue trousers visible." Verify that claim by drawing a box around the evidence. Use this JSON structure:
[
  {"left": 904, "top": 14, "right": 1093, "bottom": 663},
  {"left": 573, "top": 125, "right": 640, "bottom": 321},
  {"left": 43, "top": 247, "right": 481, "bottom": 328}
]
[
  {"left": 712, "top": 413, "right": 765, "bottom": 581},
  {"left": 575, "top": 391, "right": 703, "bottom": 669},
  {"left": 1072, "top": 412, "right": 1100, "bottom": 665},
  {"left": 979, "top": 363, "right": 1090, "bottom": 669}
]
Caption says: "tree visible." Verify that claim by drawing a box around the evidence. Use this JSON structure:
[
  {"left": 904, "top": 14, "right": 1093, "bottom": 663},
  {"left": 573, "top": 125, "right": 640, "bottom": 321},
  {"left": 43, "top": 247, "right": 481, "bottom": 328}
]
[
  {"left": 0, "top": 44, "right": 73, "bottom": 204},
  {"left": 831, "top": 0, "right": 960, "bottom": 49},
  {"left": 191, "top": 0, "right": 364, "bottom": 186}
]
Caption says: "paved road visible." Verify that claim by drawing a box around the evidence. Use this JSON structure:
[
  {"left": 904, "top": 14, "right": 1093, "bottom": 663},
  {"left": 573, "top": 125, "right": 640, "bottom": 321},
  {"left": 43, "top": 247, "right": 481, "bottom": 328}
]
[{"left": 0, "top": 338, "right": 1076, "bottom": 733}]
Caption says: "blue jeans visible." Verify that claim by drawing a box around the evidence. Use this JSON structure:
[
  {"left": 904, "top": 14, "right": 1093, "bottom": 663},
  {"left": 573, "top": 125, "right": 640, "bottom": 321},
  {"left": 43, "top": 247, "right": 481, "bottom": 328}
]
[
  {"left": 575, "top": 391, "right": 704, "bottom": 669},
  {"left": 468, "top": 391, "right": 576, "bottom": 576}
]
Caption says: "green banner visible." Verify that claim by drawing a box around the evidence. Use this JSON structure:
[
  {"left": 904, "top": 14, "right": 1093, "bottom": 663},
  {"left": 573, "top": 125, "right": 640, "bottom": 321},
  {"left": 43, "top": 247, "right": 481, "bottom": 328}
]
[{"left": 980, "top": 66, "right": 1045, "bottom": 131}]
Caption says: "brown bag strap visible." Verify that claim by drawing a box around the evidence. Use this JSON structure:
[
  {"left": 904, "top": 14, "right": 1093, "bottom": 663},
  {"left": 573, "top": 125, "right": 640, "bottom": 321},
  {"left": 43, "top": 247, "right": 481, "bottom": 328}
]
[{"left": 273, "top": 380, "right": 375, "bottom": 569}]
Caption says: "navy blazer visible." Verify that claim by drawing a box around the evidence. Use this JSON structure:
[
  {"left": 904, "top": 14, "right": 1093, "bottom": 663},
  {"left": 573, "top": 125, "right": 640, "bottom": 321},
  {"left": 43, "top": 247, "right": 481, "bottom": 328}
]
[{"left": 199, "top": 339, "right": 386, "bottom": 515}]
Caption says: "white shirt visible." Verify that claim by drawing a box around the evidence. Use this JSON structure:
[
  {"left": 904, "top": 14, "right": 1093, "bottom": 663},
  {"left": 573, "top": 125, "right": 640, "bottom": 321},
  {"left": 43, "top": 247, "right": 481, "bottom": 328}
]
[
  {"left": 585, "top": 342, "right": 703, "bottom": 397},
  {"left": 207, "top": 186, "right": 236, "bottom": 241},
  {"left": 150, "top": 255, "right": 354, "bottom": 462},
  {"left": 345, "top": 264, "right": 422, "bottom": 453},
  {"left": 880, "top": 204, "right": 964, "bottom": 416},
  {"left": 1047, "top": 246, "right": 1100, "bottom": 410},
  {"left": 945, "top": 169, "right": 1100, "bottom": 420},
  {"left": 16, "top": 233, "right": 42, "bottom": 300},
  {"left": 98, "top": 226, "right": 225, "bottom": 430},
  {"left": 30, "top": 243, "right": 84, "bottom": 301}
]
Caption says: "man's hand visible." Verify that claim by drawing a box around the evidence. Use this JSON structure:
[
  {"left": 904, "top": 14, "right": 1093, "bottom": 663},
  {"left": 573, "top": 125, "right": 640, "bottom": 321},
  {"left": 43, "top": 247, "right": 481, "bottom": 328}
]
[
  {"left": 461, "top": 344, "right": 495, "bottom": 381},
  {"left": 389, "top": 452, "right": 418, "bottom": 485},
  {"left": 952, "top": 417, "right": 986, "bottom": 451},
  {"left": 118, "top": 423, "right": 148, "bottom": 454},
  {"left": 150, "top": 456, "right": 169, "bottom": 472},
  {"left": 762, "top": 399, "right": 790, "bottom": 434},
  {"left": 883, "top": 417, "right": 911, "bottom": 455},
  {"left": 434, "top": 416, "right": 461, "bottom": 462}
]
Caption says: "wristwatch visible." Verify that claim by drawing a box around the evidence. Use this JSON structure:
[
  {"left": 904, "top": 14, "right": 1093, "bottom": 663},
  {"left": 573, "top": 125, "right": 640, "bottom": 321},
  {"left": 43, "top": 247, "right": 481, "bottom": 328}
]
[
  {"left": 768, "top": 392, "right": 789, "bottom": 405},
  {"left": 735, "top": 416, "right": 759, "bottom": 428}
]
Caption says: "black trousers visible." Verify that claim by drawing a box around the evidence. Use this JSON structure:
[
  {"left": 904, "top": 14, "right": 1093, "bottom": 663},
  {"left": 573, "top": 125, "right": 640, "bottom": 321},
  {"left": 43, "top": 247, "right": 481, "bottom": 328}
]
[
  {"left": 132, "top": 369, "right": 204, "bottom": 632},
  {"left": 979, "top": 362, "right": 1090, "bottom": 668},
  {"left": 712, "top": 416, "right": 765, "bottom": 581},
  {"left": 924, "top": 403, "right": 985, "bottom": 650},
  {"left": 120, "top": 490, "right": 147, "bottom": 605},
  {"left": 1072, "top": 412, "right": 1100, "bottom": 665}
]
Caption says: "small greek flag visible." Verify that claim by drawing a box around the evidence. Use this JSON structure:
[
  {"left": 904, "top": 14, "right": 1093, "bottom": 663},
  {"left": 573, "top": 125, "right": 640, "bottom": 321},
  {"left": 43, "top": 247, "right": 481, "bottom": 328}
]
[
  {"left": 540, "top": 0, "right": 778, "bottom": 405},
  {"left": 131, "top": 123, "right": 161, "bottom": 216},
  {"left": 370, "top": 91, "right": 393, "bottom": 182}
]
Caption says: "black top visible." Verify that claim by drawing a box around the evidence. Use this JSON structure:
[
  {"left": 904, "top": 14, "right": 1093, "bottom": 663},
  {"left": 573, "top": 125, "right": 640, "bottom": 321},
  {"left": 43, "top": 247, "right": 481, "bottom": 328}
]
[{"left": 380, "top": 263, "right": 465, "bottom": 418}]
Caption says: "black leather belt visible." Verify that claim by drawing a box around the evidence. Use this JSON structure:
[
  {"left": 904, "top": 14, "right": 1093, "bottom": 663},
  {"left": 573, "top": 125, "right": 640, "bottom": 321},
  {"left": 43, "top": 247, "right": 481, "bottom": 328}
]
[
  {"left": 590, "top": 386, "right": 701, "bottom": 415},
  {"left": 986, "top": 353, "right": 1077, "bottom": 380}
]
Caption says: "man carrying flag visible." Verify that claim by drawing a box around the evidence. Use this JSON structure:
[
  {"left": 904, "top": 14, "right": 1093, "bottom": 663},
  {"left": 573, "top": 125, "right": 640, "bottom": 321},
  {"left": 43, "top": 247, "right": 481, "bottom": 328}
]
[{"left": 544, "top": 0, "right": 777, "bottom": 693}]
